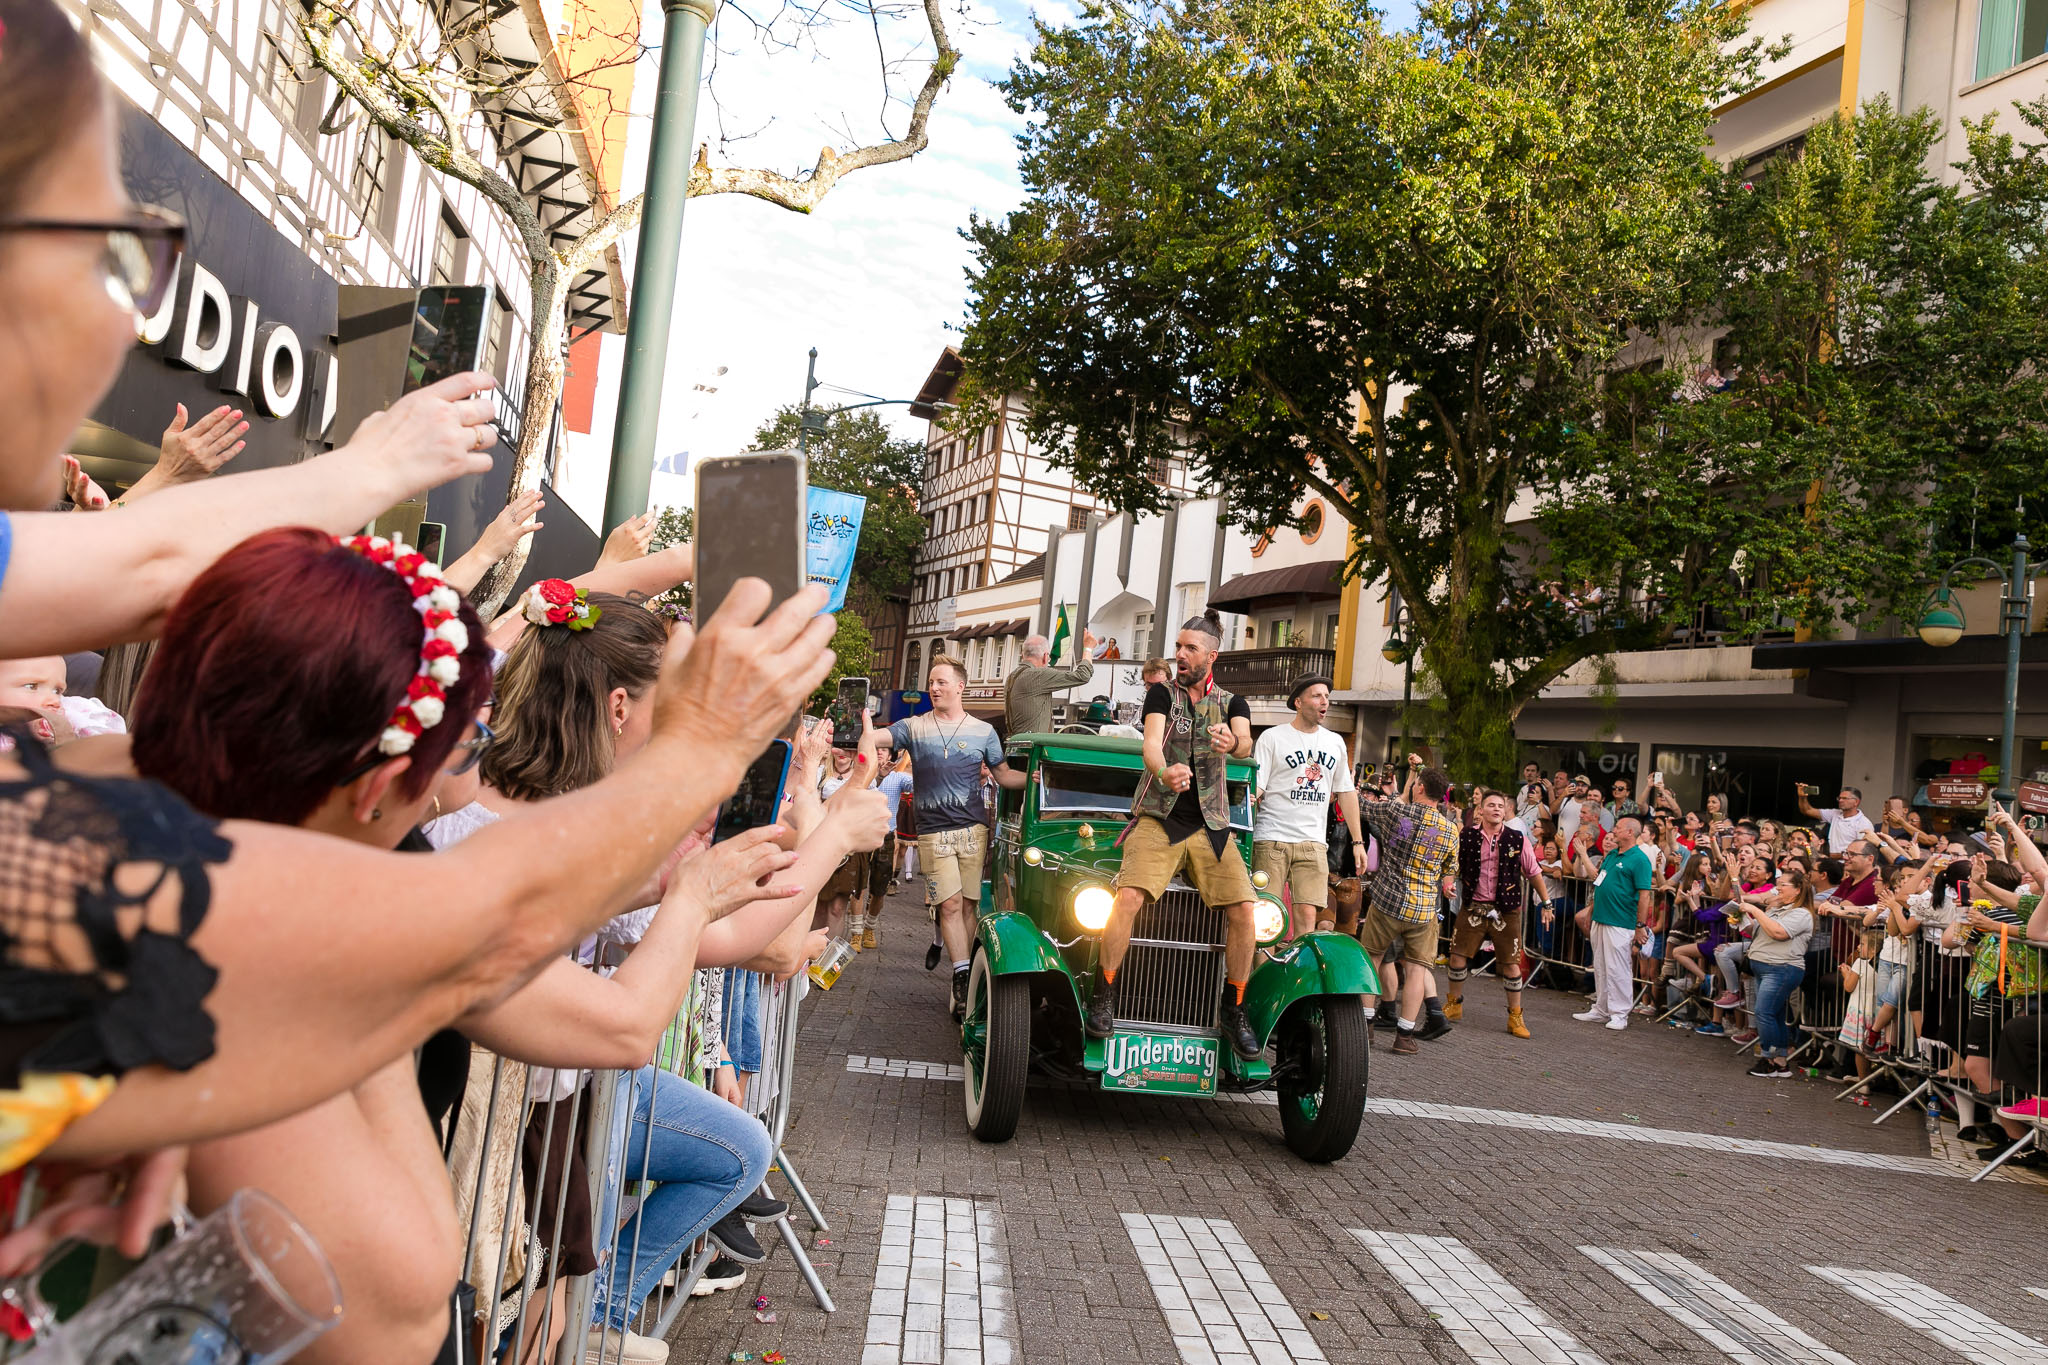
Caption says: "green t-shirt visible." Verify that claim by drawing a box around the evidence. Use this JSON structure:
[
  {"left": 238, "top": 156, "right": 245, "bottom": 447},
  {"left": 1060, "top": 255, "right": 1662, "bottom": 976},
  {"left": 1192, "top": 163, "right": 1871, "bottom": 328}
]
[{"left": 1590, "top": 845, "right": 1655, "bottom": 929}]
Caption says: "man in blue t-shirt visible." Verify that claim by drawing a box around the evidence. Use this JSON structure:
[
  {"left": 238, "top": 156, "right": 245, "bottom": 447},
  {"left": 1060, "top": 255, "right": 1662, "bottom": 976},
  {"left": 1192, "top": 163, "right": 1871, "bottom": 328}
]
[
  {"left": 887, "top": 654, "right": 1026, "bottom": 1017},
  {"left": 1572, "top": 815, "right": 1655, "bottom": 1029}
]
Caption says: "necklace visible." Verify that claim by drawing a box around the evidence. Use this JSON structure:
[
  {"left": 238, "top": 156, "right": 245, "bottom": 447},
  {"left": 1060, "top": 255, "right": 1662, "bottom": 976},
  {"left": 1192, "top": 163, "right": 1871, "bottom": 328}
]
[{"left": 930, "top": 711, "right": 972, "bottom": 757}]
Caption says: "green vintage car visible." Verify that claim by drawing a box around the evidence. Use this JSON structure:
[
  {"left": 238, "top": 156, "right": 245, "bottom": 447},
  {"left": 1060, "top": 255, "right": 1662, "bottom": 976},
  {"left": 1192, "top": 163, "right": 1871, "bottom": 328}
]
[{"left": 959, "top": 733, "right": 1380, "bottom": 1162}]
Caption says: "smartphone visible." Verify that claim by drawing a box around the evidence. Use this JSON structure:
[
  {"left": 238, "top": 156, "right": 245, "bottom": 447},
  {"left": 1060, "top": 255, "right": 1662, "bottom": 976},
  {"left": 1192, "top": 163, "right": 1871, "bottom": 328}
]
[
  {"left": 694, "top": 449, "right": 807, "bottom": 621},
  {"left": 831, "top": 676, "right": 871, "bottom": 748},
  {"left": 713, "top": 739, "right": 793, "bottom": 845},
  {"left": 1649, "top": 771, "right": 1662, "bottom": 787},
  {"left": 402, "top": 285, "right": 491, "bottom": 394}
]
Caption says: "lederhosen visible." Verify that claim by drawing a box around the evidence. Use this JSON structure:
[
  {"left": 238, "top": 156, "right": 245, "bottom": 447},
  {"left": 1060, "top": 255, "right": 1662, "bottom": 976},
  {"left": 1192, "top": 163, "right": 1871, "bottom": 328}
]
[{"left": 1450, "top": 824, "right": 1529, "bottom": 994}]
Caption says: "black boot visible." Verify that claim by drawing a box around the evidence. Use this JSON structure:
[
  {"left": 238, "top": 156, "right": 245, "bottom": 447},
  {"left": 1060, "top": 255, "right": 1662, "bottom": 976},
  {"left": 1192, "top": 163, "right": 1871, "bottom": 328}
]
[
  {"left": 950, "top": 965, "right": 971, "bottom": 1020},
  {"left": 1084, "top": 973, "right": 1118, "bottom": 1038},
  {"left": 1220, "top": 1002, "right": 1261, "bottom": 1060},
  {"left": 1415, "top": 1005, "right": 1454, "bottom": 1041}
]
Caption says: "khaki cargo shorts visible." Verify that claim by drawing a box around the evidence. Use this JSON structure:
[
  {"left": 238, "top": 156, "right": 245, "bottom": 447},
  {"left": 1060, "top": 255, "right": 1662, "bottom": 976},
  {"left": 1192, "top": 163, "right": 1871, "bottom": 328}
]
[
  {"left": 1358, "top": 906, "right": 1439, "bottom": 968},
  {"left": 919, "top": 825, "right": 988, "bottom": 909},
  {"left": 1252, "top": 839, "right": 1330, "bottom": 909},
  {"left": 1114, "top": 816, "right": 1257, "bottom": 907}
]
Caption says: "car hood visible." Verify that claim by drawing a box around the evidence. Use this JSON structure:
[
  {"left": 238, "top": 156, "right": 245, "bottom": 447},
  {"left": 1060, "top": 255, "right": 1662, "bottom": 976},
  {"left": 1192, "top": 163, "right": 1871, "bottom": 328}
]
[{"left": 1025, "top": 824, "right": 1129, "bottom": 877}]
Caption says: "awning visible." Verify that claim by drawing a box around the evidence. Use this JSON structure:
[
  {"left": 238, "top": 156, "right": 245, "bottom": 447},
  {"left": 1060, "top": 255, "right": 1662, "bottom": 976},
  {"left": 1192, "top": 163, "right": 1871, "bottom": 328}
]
[
  {"left": 1207, "top": 559, "right": 1346, "bottom": 612},
  {"left": 953, "top": 618, "right": 1029, "bottom": 640}
]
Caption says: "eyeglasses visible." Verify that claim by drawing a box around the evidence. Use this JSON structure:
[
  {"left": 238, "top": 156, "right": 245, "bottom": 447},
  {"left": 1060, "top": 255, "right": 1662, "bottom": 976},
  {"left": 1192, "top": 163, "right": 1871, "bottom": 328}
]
[
  {"left": 0, "top": 205, "right": 186, "bottom": 315},
  {"left": 337, "top": 717, "right": 494, "bottom": 788}
]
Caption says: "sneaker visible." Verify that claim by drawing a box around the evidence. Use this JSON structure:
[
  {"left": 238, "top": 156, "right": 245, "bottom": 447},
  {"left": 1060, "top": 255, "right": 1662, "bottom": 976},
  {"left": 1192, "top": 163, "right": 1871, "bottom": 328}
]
[
  {"left": 1631, "top": 1003, "right": 1654, "bottom": 1017},
  {"left": 1442, "top": 998, "right": 1464, "bottom": 1021},
  {"left": 1414, "top": 1011, "right": 1453, "bottom": 1042},
  {"left": 1505, "top": 1008, "right": 1531, "bottom": 1040},
  {"left": 1572, "top": 1009, "right": 1607, "bottom": 1023},
  {"left": 1713, "top": 990, "right": 1742, "bottom": 1009},
  {"left": 736, "top": 1188, "right": 789, "bottom": 1224},
  {"left": 1693, "top": 1021, "right": 1725, "bottom": 1036},
  {"left": 1084, "top": 975, "right": 1118, "bottom": 1039},
  {"left": 949, "top": 966, "right": 970, "bottom": 1020},
  {"left": 1220, "top": 1002, "right": 1261, "bottom": 1061},
  {"left": 1746, "top": 1061, "right": 1792, "bottom": 1079},
  {"left": 708, "top": 1211, "right": 767, "bottom": 1265},
  {"left": 863, "top": 925, "right": 879, "bottom": 951},
  {"left": 585, "top": 1328, "right": 668, "bottom": 1363},
  {"left": 689, "top": 1257, "right": 747, "bottom": 1297},
  {"left": 1729, "top": 1029, "right": 1760, "bottom": 1047},
  {"left": 1998, "top": 1097, "right": 2048, "bottom": 1123},
  {"left": 1370, "top": 1011, "right": 1398, "bottom": 1032},
  {"left": 1604, "top": 1016, "right": 1628, "bottom": 1031},
  {"left": 1390, "top": 1031, "right": 1419, "bottom": 1055}
]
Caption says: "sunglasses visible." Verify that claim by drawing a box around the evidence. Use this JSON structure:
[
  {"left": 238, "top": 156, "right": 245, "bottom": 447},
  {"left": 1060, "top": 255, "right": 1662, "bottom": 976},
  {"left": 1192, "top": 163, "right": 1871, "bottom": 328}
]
[
  {"left": 338, "top": 717, "right": 494, "bottom": 788},
  {"left": 0, "top": 205, "right": 186, "bottom": 316}
]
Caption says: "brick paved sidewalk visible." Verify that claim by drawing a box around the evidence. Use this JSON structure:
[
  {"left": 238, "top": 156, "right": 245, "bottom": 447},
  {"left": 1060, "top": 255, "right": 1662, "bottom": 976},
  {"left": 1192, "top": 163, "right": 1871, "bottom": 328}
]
[{"left": 664, "top": 888, "right": 2048, "bottom": 1365}]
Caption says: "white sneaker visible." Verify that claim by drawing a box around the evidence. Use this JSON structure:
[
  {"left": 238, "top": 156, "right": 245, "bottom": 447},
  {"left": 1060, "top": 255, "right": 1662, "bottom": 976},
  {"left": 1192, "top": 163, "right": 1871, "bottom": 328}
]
[
  {"left": 1571, "top": 1009, "right": 1607, "bottom": 1022},
  {"left": 585, "top": 1327, "right": 668, "bottom": 1363},
  {"left": 1604, "top": 1016, "right": 1629, "bottom": 1031},
  {"left": 688, "top": 1256, "right": 748, "bottom": 1297}
]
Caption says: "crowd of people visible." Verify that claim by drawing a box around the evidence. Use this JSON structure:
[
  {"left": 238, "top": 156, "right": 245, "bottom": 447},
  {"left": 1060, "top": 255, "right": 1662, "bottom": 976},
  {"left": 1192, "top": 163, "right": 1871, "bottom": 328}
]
[{"left": 0, "top": 5, "right": 903, "bottom": 1361}]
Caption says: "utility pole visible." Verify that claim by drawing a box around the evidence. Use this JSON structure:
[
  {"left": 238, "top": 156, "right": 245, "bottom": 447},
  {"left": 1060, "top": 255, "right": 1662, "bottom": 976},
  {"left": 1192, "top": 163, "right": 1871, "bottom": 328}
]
[
  {"left": 797, "top": 347, "right": 824, "bottom": 454},
  {"left": 601, "top": 0, "right": 716, "bottom": 533}
]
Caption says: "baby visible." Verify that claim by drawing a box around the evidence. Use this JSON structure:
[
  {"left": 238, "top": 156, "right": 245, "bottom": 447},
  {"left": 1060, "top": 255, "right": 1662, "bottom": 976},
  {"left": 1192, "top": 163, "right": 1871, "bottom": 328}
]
[{"left": 0, "top": 654, "right": 124, "bottom": 742}]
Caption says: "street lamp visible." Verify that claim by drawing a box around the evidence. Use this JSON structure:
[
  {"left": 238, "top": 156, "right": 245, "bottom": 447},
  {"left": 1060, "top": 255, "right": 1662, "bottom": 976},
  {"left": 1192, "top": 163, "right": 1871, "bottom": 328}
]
[
  {"left": 1917, "top": 513, "right": 2032, "bottom": 805},
  {"left": 794, "top": 347, "right": 951, "bottom": 456},
  {"left": 1382, "top": 594, "right": 1416, "bottom": 762}
]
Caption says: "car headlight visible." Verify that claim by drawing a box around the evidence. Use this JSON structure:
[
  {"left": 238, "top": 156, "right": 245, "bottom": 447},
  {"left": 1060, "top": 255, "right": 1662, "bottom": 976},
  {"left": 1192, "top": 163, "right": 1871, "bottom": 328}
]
[
  {"left": 1250, "top": 869, "right": 1270, "bottom": 891},
  {"left": 1072, "top": 884, "right": 1115, "bottom": 932},
  {"left": 1253, "top": 896, "right": 1288, "bottom": 946}
]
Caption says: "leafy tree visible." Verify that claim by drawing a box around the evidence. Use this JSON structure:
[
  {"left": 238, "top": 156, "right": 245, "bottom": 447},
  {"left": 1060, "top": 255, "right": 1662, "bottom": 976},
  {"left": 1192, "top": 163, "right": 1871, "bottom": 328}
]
[
  {"left": 751, "top": 406, "right": 927, "bottom": 600},
  {"left": 957, "top": 0, "right": 2048, "bottom": 780},
  {"left": 813, "top": 611, "right": 877, "bottom": 711},
  {"left": 647, "top": 504, "right": 694, "bottom": 615}
]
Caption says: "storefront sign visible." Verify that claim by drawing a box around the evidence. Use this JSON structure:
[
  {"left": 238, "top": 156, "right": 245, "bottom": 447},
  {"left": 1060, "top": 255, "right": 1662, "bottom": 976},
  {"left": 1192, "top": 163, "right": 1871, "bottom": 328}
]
[
  {"left": 2016, "top": 781, "right": 2048, "bottom": 816},
  {"left": 1927, "top": 776, "right": 1991, "bottom": 808},
  {"left": 964, "top": 685, "right": 1005, "bottom": 704},
  {"left": 96, "top": 104, "right": 341, "bottom": 472}
]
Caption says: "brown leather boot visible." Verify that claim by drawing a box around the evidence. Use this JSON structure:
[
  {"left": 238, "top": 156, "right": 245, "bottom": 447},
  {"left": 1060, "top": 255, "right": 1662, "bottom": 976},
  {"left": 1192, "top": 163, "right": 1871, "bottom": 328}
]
[
  {"left": 1329, "top": 877, "right": 1364, "bottom": 936},
  {"left": 1507, "top": 1007, "right": 1531, "bottom": 1039}
]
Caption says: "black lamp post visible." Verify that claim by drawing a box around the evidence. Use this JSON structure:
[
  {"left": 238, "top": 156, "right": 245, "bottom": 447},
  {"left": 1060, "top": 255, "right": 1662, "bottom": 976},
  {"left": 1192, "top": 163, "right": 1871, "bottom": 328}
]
[
  {"left": 1916, "top": 513, "right": 2032, "bottom": 807},
  {"left": 1381, "top": 591, "right": 1416, "bottom": 764}
]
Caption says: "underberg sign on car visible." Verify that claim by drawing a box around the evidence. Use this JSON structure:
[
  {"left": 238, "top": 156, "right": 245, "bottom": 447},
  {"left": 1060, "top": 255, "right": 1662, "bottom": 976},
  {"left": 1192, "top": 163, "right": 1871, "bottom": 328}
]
[{"left": 1101, "top": 1032, "right": 1220, "bottom": 1096}]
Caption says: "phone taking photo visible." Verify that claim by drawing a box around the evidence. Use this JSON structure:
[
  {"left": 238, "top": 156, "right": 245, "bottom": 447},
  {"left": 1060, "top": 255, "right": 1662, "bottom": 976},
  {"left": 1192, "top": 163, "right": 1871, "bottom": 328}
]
[
  {"left": 694, "top": 449, "right": 807, "bottom": 622},
  {"left": 403, "top": 285, "right": 491, "bottom": 394},
  {"left": 713, "top": 739, "right": 793, "bottom": 845},
  {"left": 830, "top": 676, "right": 871, "bottom": 749}
]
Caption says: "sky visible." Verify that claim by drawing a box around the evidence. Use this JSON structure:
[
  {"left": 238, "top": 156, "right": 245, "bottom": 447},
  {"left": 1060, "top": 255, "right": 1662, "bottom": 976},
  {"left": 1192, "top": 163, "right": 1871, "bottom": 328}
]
[{"left": 603, "top": 0, "right": 1421, "bottom": 509}]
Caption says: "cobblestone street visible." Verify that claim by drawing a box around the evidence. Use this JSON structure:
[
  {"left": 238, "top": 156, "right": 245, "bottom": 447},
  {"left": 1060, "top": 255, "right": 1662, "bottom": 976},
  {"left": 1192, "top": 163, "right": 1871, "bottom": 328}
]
[{"left": 669, "top": 888, "right": 2048, "bottom": 1365}]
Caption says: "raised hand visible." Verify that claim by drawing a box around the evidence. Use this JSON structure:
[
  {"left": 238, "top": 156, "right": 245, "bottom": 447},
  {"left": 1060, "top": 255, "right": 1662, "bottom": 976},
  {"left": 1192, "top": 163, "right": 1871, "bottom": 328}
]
[
  {"left": 61, "top": 455, "right": 108, "bottom": 510},
  {"left": 653, "top": 580, "right": 835, "bottom": 764},
  {"left": 670, "top": 823, "right": 801, "bottom": 921},
  {"left": 822, "top": 780, "right": 892, "bottom": 854},
  {"left": 342, "top": 371, "right": 499, "bottom": 503},
  {"left": 600, "top": 511, "right": 654, "bottom": 566},
  {"left": 157, "top": 402, "right": 248, "bottom": 482},
  {"left": 478, "top": 489, "right": 544, "bottom": 564}
]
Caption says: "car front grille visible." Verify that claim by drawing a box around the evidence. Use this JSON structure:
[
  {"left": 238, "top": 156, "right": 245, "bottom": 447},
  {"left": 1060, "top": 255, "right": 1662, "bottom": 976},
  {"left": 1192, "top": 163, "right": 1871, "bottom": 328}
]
[{"left": 1114, "top": 882, "right": 1227, "bottom": 1032}]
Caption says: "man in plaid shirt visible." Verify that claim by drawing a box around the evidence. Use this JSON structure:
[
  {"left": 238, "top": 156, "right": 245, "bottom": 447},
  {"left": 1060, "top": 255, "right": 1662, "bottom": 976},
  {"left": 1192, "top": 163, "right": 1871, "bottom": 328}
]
[{"left": 1358, "top": 756, "right": 1460, "bottom": 1054}]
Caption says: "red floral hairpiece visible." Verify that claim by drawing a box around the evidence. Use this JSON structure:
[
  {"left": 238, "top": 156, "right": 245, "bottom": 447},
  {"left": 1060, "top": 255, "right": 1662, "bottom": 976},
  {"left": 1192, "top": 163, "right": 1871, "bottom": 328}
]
[
  {"left": 338, "top": 534, "right": 467, "bottom": 756},
  {"left": 518, "top": 578, "right": 601, "bottom": 631}
]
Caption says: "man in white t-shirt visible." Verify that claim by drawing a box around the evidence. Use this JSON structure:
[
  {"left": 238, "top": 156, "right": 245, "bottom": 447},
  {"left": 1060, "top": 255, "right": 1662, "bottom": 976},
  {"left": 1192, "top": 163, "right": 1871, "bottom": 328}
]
[
  {"left": 1252, "top": 676, "right": 1361, "bottom": 936},
  {"left": 1796, "top": 782, "right": 1875, "bottom": 854}
]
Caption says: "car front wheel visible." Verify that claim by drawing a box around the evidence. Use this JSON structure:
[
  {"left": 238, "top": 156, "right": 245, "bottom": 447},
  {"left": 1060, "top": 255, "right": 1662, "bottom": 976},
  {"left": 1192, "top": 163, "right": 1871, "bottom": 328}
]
[
  {"left": 1275, "top": 994, "right": 1368, "bottom": 1163},
  {"left": 961, "top": 946, "right": 1029, "bottom": 1142}
]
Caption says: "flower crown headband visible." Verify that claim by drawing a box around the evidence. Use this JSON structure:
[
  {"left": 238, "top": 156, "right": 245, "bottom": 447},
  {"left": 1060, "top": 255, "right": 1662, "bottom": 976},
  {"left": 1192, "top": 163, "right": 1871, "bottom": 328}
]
[
  {"left": 338, "top": 534, "right": 468, "bottom": 756},
  {"left": 519, "top": 578, "right": 602, "bottom": 631}
]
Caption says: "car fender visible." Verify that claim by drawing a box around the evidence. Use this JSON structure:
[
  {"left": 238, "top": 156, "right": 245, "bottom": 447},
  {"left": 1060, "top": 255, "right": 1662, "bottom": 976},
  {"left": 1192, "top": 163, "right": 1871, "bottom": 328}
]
[
  {"left": 976, "top": 910, "right": 1083, "bottom": 1014},
  {"left": 1242, "top": 932, "right": 1380, "bottom": 1046}
]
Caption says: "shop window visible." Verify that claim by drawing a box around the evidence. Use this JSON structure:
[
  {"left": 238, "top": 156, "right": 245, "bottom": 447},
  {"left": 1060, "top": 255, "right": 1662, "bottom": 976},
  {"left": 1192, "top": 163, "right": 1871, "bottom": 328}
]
[
  {"left": 1977, "top": 0, "right": 2048, "bottom": 80},
  {"left": 431, "top": 207, "right": 468, "bottom": 286},
  {"left": 1639, "top": 744, "right": 1843, "bottom": 825}
]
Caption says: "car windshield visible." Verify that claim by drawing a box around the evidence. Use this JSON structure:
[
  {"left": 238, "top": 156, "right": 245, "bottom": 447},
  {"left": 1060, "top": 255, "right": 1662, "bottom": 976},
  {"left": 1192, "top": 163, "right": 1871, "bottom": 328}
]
[{"left": 1037, "top": 760, "right": 1252, "bottom": 829}]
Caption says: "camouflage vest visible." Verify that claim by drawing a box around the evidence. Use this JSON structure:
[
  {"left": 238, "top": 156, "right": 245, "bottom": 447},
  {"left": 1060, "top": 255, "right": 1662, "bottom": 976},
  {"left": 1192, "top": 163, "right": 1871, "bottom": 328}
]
[{"left": 1130, "top": 676, "right": 1237, "bottom": 832}]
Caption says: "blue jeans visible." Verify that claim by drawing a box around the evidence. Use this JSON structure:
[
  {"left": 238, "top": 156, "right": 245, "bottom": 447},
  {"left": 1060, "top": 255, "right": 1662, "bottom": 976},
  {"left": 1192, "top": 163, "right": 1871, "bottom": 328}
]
[
  {"left": 721, "top": 969, "right": 764, "bottom": 1075},
  {"left": 1751, "top": 960, "right": 1804, "bottom": 1059},
  {"left": 591, "top": 1065, "right": 773, "bottom": 1330}
]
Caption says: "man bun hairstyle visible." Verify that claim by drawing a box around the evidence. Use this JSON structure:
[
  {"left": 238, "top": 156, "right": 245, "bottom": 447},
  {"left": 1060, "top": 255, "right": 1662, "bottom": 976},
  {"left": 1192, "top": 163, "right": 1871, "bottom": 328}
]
[{"left": 1182, "top": 609, "right": 1223, "bottom": 641}]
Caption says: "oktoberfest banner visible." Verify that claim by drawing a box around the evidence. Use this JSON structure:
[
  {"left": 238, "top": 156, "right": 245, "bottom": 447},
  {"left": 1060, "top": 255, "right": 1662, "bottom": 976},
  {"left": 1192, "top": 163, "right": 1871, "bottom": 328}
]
[{"left": 806, "top": 485, "right": 867, "bottom": 613}]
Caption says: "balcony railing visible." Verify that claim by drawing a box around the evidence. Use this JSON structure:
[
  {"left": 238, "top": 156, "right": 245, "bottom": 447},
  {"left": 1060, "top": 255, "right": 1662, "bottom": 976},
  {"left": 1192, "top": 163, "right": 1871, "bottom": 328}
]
[{"left": 1211, "top": 646, "right": 1336, "bottom": 697}]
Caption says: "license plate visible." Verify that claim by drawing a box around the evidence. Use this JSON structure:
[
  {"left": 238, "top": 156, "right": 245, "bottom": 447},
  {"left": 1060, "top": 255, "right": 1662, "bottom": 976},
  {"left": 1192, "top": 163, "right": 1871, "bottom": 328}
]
[{"left": 1100, "top": 1032, "right": 1220, "bottom": 1096}]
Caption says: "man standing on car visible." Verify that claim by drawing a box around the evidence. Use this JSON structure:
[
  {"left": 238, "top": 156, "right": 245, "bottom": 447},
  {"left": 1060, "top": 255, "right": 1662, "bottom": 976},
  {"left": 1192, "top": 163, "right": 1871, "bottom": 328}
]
[
  {"left": 1446, "top": 789, "right": 1553, "bottom": 1039},
  {"left": 1253, "top": 675, "right": 1362, "bottom": 937},
  {"left": 893, "top": 655, "right": 1027, "bottom": 1017},
  {"left": 1357, "top": 757, "right": 1461, "bottom": 1055},
  {"left": 1086, "top": 611, "right": 1262, "bottom": 1059},
  {"left": 1004, "top": 629, "right": 1099, "bottom": 736}
]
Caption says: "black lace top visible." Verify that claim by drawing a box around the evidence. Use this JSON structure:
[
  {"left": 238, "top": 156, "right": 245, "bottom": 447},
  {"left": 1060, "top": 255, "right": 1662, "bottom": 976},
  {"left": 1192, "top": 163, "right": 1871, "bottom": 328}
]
[{"left": 0, "top": 728, "right": 231, "bottom": 1094}]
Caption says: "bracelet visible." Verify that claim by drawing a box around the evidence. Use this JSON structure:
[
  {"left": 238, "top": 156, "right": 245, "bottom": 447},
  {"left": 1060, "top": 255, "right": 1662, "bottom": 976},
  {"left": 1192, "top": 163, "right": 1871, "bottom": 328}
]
[{"left": 717, "top": 1060, "right": 736, "bottom": 1069}]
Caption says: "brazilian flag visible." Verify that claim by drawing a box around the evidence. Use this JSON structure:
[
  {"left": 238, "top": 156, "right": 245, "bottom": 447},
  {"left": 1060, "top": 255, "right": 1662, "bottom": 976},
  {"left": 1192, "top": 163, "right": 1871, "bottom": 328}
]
[{"left": 1050, "top": 603, "right": 1071, "bottom": 664}]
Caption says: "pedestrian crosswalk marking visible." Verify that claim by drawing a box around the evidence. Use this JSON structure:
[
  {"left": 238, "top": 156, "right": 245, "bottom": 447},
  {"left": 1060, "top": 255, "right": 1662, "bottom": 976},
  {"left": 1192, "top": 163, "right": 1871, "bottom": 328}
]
[
  {"left": 1809, "top": 1266, "right": 2048, "bottom": 1365},
  {"left": 1582, "top": 1247, "right": 1856, "bottom": 1365},
  {"left": 847, "top": 1055, "right": 966, "bottom": 1082},
  {"left": 862, "top": 1195, "right": 1014, "bottom": 1365},
  {"left": 1123, "top": 1213, "right": 1327, "bottom": 1365},
  {"left": 1352, "top": 1230, "right": 1608, "bottom": 1365}
]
